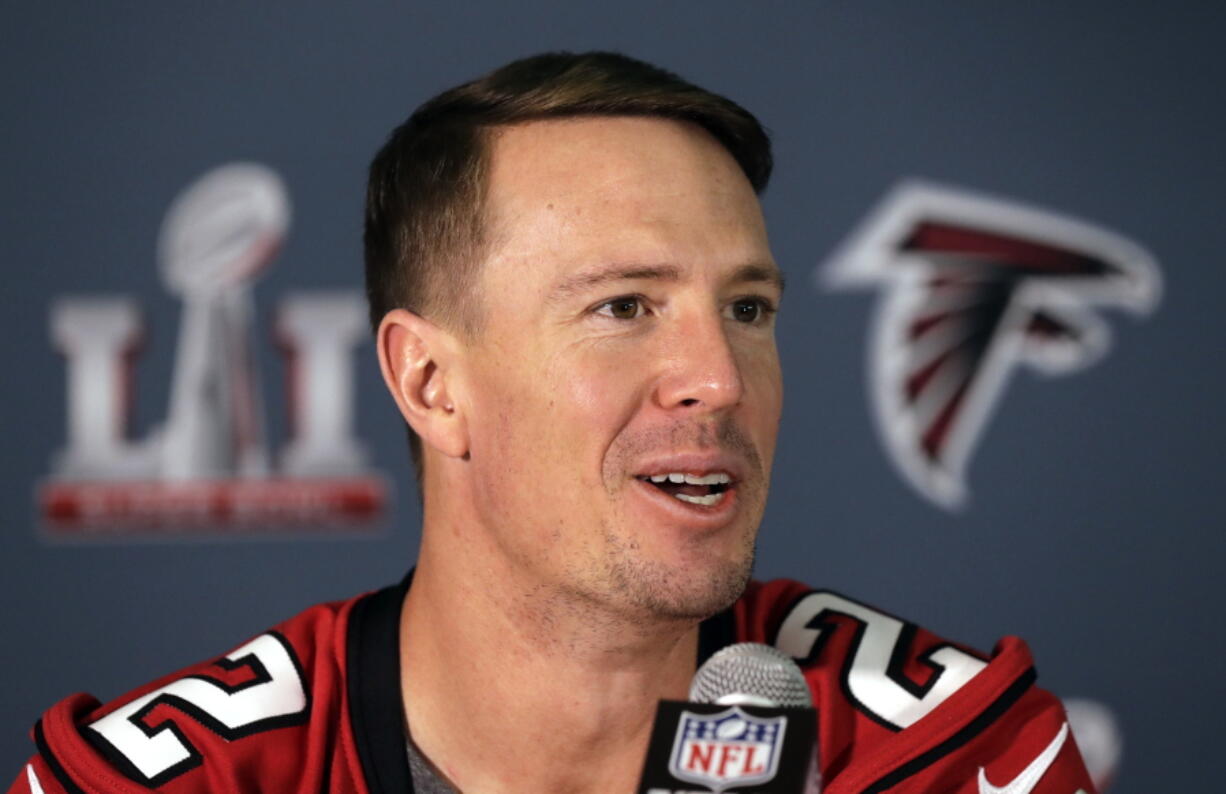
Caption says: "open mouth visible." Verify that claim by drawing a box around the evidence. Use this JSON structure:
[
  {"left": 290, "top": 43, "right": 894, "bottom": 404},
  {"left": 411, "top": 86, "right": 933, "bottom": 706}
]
[{"left": 635, "top": 473, "right": 732, "bottom": 506}]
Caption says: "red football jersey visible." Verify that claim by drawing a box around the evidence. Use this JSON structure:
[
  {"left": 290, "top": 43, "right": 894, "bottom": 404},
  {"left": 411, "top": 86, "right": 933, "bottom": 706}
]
[{"left": 9, "top": 577, "right": 1097, "bottom": 793}]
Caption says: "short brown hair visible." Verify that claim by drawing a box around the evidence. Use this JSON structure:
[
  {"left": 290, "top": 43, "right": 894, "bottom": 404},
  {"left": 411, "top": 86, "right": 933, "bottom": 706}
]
[{"left": 364, "top": 51, "right": 773, "bottom": 487}]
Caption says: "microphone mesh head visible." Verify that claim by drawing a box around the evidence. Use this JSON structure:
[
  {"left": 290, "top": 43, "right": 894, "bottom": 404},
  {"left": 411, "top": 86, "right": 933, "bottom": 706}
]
[{"left": 689, "top": 642, "right": 813, "bottom": 708}]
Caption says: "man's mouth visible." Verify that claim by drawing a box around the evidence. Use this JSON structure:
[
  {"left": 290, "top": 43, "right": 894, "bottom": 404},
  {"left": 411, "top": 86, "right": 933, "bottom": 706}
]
[{"left": 635, "top": 472, "right": 733, "bottom": 506}]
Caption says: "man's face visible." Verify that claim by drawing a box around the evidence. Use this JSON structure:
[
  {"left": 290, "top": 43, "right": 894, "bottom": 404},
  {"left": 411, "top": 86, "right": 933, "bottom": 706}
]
[{"left": 457, "top": 117, "right": 783, "bottom": 622}]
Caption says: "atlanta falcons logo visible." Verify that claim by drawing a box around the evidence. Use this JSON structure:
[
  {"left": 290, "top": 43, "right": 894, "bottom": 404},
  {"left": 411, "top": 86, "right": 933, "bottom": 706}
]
[{"left": 820, "top": 181, "right": 1161, "bottom": 509}]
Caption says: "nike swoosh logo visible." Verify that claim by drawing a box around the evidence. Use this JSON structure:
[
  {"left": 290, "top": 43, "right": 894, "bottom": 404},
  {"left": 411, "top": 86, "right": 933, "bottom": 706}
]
[{"left": 977, "top": 721, "right": 1069, "bottom": 794}]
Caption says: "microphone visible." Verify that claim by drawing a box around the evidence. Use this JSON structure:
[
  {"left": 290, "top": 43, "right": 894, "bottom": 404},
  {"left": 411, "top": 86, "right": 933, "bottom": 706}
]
[
  {"left": 689, "top": 643, "right": 814, "bottom": 707},
  {"left": 636, "top": 643, "right": 820, "bottom": 793}
]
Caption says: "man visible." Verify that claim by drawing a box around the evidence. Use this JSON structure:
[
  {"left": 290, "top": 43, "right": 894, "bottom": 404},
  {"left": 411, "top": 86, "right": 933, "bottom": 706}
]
[{"left": 10, "top": 52, "right": 1098, "bottom": 793}]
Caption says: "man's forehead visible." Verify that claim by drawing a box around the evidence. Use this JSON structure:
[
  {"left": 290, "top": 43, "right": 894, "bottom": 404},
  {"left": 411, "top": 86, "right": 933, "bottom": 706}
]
[
  {"left": 484, "top": 116, "right": 748, "bottom": 209},
  {"left": 480, "top": 117, "right": 772, "bottom": 290}
]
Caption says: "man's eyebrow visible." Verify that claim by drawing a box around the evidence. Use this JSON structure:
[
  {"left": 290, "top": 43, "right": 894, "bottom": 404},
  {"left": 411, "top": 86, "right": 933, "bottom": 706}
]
[
  {"left": 730, "top": 263, "right": 787, "bottom": 295},
  {"left": 546, "top": 265, "right": 682, "bottom": 303},
  {"left": 547, "top": 262, "right": 785, "bottom": 303}
]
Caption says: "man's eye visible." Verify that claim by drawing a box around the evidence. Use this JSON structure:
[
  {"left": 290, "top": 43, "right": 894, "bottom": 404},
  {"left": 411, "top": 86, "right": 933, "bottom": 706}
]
[
  {"left": 728, "top": 297, "right": 776, "bottom": 324},
  {"left": 596, "top": 296, "right": 645, "bottom": 320}
]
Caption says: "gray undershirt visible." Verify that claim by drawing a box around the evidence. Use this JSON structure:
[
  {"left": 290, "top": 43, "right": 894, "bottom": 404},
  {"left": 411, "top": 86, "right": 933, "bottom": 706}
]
[{"left": 406, "top": 732, "right": 460, "bottom": 793}]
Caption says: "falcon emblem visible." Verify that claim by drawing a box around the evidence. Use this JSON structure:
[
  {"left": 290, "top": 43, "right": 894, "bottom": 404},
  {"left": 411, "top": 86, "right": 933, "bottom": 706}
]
[{"left": 820, "top": 181, "right": 1161, "bottom": 509}]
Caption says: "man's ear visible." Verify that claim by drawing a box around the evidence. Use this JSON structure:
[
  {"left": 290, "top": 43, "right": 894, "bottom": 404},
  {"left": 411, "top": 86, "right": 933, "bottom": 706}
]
[{"left": 376, "top": 308, "right": 469, "bottom": 460}]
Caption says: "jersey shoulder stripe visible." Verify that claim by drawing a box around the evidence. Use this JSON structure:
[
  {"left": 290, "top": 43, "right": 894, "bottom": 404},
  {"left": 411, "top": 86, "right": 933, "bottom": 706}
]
[
  {"left": 735, "top": 579, "right": 1097, "bottom": 793},
  {"left": 13, "top": 594, "right": 373, "bottom": 794}
]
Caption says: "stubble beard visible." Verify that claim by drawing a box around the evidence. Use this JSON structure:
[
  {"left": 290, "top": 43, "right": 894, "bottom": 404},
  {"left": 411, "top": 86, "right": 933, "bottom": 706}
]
[
  {"left": 589, "top": 418, "right": 768, "bottom": 623},
  {"left": 597, "top": 520, "right": 758, "bottom": 622}
]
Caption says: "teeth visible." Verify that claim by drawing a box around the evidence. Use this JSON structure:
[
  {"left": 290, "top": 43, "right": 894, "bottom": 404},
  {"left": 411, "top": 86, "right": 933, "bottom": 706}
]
[
  {"left": 685, "top": 472, "right": 731, "bottom": 485},
  {"left": 675, "top": 492, "right": 722, "bottom": 506},
  {"left": 645, "top": 472, "right": 732, "bottom": 485}
]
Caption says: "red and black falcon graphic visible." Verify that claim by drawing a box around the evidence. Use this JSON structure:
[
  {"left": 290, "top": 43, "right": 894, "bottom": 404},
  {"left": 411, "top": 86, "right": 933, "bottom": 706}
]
[{"left": 820, "top": 181, "right": 1160, "bottom": 509}]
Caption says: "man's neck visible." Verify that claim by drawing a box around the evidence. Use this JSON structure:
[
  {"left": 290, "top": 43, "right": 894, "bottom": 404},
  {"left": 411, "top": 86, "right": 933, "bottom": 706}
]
[{"left": 399, "top": 532, "right": 703, "bottom": 794}]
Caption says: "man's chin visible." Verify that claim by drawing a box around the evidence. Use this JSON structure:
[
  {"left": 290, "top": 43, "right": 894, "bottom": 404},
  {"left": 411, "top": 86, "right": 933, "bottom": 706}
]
[{"left": 609, "top": 550, "right": 756, "bottom": 623}]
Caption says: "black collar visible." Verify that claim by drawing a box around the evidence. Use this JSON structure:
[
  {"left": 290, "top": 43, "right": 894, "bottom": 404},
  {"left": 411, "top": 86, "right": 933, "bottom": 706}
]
[
  {"left": 346, "top": 572, "right": 414, "bottom": 794},
  {"left": 345, "top": 571, "right": 737, "bottom": 793}
]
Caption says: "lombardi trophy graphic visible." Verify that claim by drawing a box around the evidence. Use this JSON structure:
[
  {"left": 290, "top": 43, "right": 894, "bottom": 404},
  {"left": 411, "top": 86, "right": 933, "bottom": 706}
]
[
  {"left": 42, "top": 162, "right": 385, "bottom": 532},
  {"left": 158, "top": 164, "right": 286, "bottom": 480}
]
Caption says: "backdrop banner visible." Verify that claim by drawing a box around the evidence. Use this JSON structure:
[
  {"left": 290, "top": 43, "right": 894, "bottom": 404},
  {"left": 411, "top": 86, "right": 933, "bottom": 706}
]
[{"left": 3, "top": 4, "right": 1221, "bottom": 791}]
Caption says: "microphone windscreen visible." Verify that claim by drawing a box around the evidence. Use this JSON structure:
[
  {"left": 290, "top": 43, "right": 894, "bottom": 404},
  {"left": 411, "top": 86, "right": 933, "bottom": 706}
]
[{"left": 689, "top": 642, "right": 813, "bottom": 708}]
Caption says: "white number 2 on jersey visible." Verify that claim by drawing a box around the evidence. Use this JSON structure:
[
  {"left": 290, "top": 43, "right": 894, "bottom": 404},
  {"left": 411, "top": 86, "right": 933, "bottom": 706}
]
[
  {"left": 88, "top": 632, "right": 309, "bottom": 785},
  {"left": 775, "top": 591, "right": 987, "bottom": 731}
]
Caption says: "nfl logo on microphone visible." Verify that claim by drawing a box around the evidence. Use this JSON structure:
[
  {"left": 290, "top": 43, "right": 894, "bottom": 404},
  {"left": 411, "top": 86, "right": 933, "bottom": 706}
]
[{"left": 669, "top": 707, "right": 786, "bottom": 792}]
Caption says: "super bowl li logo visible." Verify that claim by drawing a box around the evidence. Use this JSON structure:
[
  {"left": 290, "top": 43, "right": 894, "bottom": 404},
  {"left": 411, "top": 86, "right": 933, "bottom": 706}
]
[{"left": 40, "top": 163, "right": 386, "bottom": 535}]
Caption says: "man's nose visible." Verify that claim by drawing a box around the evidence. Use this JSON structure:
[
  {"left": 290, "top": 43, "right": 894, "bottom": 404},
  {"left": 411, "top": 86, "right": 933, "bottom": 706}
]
[{"left": 654, "top": 317, "right": 745, "bottom": 413}]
